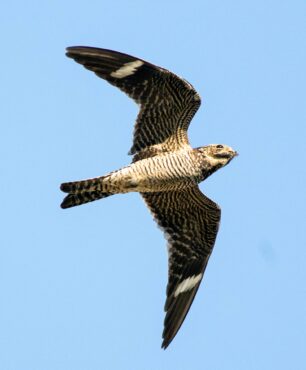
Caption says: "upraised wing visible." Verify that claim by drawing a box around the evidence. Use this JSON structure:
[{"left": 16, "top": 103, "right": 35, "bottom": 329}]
[
  {"left": 66, "top": 46, "right": 201, "bottom": 160},
  {"left": 141, "top": 187, "right": 221, "bottom": 348}
]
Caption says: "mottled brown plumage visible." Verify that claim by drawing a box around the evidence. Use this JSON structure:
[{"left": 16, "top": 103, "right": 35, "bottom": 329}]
[{"left": 60, "top": 46, "right": 237, "bottom": 349}]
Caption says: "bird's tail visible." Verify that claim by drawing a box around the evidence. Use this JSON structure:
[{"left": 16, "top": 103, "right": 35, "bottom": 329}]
[{"left": 60, "top": 176, "right": 113, "bottom": 209}]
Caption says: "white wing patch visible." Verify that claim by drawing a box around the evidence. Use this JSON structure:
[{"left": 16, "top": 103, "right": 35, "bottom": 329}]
[
  {"left": 110, "top": 60, "right": 144, "bottom": 78},
  {"left": 174, "top": 273, "right": 203, "bottom": 297}
]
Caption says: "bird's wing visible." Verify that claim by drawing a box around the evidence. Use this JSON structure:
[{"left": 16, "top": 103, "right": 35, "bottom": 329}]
[
  {"left": 141, "top": 187, "right": 221, "bottom": 349},
  {"left": 66, "top": 47, "right": 201, "bottom": 159}
]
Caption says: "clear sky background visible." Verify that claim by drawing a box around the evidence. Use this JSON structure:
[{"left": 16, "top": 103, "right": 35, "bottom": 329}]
[{"left": 1, "top": 1, "right": 305, "bottom": 369}]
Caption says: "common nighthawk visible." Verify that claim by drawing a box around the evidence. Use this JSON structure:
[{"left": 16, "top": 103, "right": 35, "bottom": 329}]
[{"left": 60, "top": 46, "right": 237, "bottom": 349}]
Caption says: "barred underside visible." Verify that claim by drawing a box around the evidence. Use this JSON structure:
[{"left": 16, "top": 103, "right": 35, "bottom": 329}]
[{"left": 61, "top": 46, "right": 235, "bottom": 349}]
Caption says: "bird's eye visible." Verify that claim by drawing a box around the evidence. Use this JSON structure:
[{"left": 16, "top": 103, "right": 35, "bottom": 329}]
[{"left": 216, "top": 145, "right": 224, "bottom": 149}]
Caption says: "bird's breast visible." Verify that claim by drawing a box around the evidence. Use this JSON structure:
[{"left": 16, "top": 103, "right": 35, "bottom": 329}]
[{"left": 125, "top": 151, "right": 202, "bottom": 192}]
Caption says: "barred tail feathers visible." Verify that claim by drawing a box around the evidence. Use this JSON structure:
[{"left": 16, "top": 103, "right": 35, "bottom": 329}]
[
  {"left": 60, "top": 176, "right": 108, "bottom": 194},
  {"left": 61, "top": 191, "right": 111, "bottom": 209},
  {"left": 60, "top": 175, "right": 113, "bottom": 209}
]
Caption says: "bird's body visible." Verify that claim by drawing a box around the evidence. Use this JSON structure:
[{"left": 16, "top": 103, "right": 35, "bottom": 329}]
[
  {"left": 61, "top": 46, "right": 237, "bottom": 348},
  {"left": 62, "top": 146, "right": 231, "bottom": 196}
]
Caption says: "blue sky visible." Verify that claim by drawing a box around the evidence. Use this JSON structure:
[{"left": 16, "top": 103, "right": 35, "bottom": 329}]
[{"left": 1, "top": 0, "right": 306, "bottom": 369}]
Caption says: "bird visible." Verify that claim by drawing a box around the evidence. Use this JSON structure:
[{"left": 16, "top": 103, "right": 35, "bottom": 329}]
[{"left": 60, "top": 46, "right": 237, "bottom": 349}]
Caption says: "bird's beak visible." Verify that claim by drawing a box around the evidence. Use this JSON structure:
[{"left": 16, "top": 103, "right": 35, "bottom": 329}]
[{"left": 233, "top": 151, "right": 239, "bottom": 157}]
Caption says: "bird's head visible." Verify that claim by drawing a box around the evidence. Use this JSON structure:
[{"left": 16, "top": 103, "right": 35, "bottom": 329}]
[{"left": 196, "top": 144, "right": 238, "bottom": 173}]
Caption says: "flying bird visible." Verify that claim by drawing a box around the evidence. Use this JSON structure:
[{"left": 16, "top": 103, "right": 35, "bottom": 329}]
[{"left": 60, "top": 46, "right": 237, "bottom": 349}]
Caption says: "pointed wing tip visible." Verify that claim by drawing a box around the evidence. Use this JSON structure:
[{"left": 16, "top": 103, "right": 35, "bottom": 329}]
[
  {"left": 66, "top": 45, "right": 86, "bottom": 51},
  {"left": 161, "top": 275, "right": 204, "bottom": 350},
  {"left": 66, "top": 46, "right": 100, "bottom": 58},
  {"left": 161, "top": 339, "right": 170, "bottom": 350},
  {"left": 161, "top": 330, "right": 177, "bottom": 349},
  {"left": 65, "top": 46, "right": 85, "bottom": 58}
]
